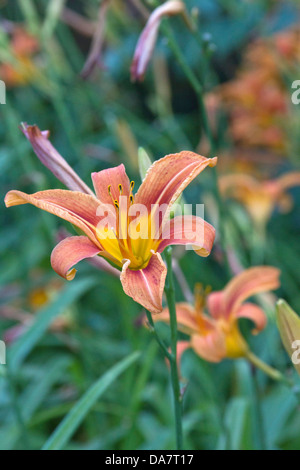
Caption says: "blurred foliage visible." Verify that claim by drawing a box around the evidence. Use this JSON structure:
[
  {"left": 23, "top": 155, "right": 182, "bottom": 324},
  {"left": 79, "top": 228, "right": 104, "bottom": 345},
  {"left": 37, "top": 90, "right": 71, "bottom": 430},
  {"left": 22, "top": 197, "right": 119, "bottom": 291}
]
[{"left": 0, "top": 0, "right": 300, "bottom": 450}]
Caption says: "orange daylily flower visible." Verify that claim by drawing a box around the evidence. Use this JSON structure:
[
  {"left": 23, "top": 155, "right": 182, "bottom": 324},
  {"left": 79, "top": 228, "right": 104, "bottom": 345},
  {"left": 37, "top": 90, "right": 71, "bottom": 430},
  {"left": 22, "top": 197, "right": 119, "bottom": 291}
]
[
  {"left": 154, "top": 267, "right": 280, "bottom": 362},
  {"left": 219, "top": 172, "right": 300, "bottom": 228},
  {"left": 5, "top": 124, "right": 217, "bottom": 313}
]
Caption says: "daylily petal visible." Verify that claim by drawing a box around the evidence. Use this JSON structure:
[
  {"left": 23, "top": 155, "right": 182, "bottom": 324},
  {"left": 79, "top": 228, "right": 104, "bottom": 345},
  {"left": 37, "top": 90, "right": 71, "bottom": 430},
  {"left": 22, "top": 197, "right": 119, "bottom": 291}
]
[
  {"left": 154, "top": 302, "right": 215, "bottom": 337},
  {"left": 131, "top": 0, "right": 185, "bottom": 82},
  {"left": 120, "top": 252, "right": 167, "bottom": 313},
  {"left": 154, "top": 302, "right": 200, "bottom": 335},
  {"left": 51, "top": 236, "right": 101, "bottom": 280},
  {"left": 158, "top": 215, "right": 215, "bottom": 257},
  {"left": 219, "top": 173, "right": 259, "bottom": 196},
  {"left": 235, "top": 302, "right": 267, "bottom": 334},
  {"left": 274, "top": 172, "right": 300, "bottom": 192},
  {"left": 191, "top": 329, "right": 227, "bottom": 363},
  {"left": 207, "top": 290, "right": 225, "bottom": 319},
  {"left": 223, "top": 266, "right": 280, "bottom": 318},
  {"left": 4, "top": 189, "right": 103, "bottom": 248},
  {"left": 20, "top": 123, "right": 94, "bottom": 195},
  {"left": 135, "top": 151, "right": 217, "bottom": 225},
  {"left": 91, "top": 164, "right": 131, "bottom": 205}
]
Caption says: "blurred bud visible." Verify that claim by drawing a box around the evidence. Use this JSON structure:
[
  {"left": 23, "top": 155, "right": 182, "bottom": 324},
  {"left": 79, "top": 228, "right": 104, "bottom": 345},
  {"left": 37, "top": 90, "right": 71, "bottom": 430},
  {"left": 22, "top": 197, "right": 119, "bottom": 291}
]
[
  {"left": 131, "top": 0, "right": 185, "bottom": 81},
  {"left": 20, "top": 123, "right": 94, "bottom": 195},
  {"left": 276, "top": 299, "right": 300, "bottom": 375}
]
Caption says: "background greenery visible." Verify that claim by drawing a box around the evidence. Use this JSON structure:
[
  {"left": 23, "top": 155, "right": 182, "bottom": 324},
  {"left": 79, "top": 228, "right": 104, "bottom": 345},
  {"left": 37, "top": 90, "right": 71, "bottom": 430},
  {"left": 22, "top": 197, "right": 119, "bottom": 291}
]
[{"left": 1, "top": 0, "right": 300, "bottom": 450}]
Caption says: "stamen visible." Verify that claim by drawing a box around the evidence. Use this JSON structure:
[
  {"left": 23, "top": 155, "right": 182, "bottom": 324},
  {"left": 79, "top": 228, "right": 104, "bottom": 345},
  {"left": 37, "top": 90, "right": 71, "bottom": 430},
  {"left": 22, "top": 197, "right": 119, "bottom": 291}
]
[
  {"left": 194, "top": 283, "right": 211, "bottom": 314},
  {"left": 118, "top": 184, "right": 123, "bottom": 194},
  {"left": 130, "top": 181, "right": 135, "bottom": 191},
  {"left": 108, "top": 185, "right": 117, "bottom": 206},
  {"left": 195, "top": 283, "right": 204, "bottom": 313},
  {"left": 130, "top": 195, "right": 134, "bottom": 205},
  {"left": 204, "top": 285, "right": 212, "bottom": 297}
]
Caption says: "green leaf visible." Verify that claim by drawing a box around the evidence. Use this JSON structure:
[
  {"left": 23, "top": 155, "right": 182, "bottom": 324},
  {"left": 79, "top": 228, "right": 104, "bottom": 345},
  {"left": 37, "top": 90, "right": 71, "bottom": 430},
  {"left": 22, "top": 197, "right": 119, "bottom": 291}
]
[
  {"left": 21, "top": 356, "right": 72, "bottom": 422},
  {"left": 224, "top": 397, "right": 252, "bottom": 450},
  {"left": 138, "top": 147, "right": 152, "bottom": 182},
  {"left": 42, "top": 351, "right": 140, "bottom": 450},
  {"left": 0, "top": 357, "right": 71, "bottom": 450},
  {"left": 42, "top": 0, "right": 66, "bottom": 40},
  {"left": 17, "top": 0, "right": 40, "bottom": 35},
  {"left": 8, "top": 277, "right": 97, "bottom": 372}
]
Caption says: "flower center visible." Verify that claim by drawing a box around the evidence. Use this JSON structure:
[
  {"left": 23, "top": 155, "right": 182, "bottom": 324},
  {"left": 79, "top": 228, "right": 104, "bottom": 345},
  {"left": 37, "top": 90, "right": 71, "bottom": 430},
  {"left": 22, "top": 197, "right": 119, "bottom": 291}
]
[
  {"left": 96, "top": 182, "right": 160, "bottom": 270},
  {"left": 218, "top": 318, "right": 248, "bottom": 358}
]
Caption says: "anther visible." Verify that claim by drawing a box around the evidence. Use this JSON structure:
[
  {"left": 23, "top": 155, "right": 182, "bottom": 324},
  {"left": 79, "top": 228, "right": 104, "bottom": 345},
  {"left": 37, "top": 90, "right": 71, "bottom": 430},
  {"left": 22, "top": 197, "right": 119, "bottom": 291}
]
[
  {"left": 114, "top": 200, "right": 119, "bottom": 209},
  {"left": 130, "top": 181, "right": 135, "bottom": 191},
  {"left": 118, "top": 184, "right": 123, "bottom": 194},
  {"left": 195, "top": 283, "right": 204, "bottom": 311},
  {"left": 130, "top": 195, "right": 134, "bottom": 204},
  {"left": 108, "top": 185, "right": 112, "bottom": 195}
]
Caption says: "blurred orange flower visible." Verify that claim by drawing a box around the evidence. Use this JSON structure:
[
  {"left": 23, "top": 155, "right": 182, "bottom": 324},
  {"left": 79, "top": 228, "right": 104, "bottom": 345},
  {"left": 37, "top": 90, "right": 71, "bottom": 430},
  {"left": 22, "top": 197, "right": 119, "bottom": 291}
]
[
  {"left": 219, "top": 171, "right": 300, "bottom": 228},
  {"left": 0, "top": 27, "right": 39, "bottom": 87},
  {"left": 154, "top": 267, "right": 280, "bottom": 363},
  {"left": 0, "top": 275, "right": 72, "bottom": 344},
  {"left": 217, "top": 27, "right": 300, "bottom": 153}
]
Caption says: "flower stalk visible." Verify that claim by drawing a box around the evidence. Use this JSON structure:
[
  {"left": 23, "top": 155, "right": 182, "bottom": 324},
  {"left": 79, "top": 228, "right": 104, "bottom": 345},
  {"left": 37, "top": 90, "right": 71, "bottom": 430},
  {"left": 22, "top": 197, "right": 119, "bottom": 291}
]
[
  {"left": 144, "top": 309, "right": 172, "bottom": 361},
  {"left": 246, "top": 350, "right": 291, "bottom": 385},
  {"left": 164, "top": 247, "right": 184, "bottom": 450}
]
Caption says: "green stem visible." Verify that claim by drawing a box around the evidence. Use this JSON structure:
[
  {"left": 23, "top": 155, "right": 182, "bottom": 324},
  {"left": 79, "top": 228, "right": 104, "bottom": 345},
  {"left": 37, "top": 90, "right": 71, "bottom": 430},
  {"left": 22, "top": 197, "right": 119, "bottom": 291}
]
[
  {"left": 247, "top": 352, "right": 300, "bottom": 407},
  {"left": 246, "top": 351, "right": 291, "bottom": 385},
  {"left": 164, "top": 247, "right": 184, "bottom": 450},
  {"left": 144, "top": 309, "right": 172, "bottom": 361},
  {"left": 251, "top": 367, "right": 267, "bottom": 450}
]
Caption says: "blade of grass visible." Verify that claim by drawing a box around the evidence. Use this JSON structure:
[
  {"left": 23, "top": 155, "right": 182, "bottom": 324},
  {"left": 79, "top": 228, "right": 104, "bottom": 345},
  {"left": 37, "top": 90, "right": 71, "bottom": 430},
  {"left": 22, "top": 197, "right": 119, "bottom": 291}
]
[
  {"left": 8, "top": 277, "right": 97, "bottom": 372},
  {"left": 42, "top": 350, "right": 141, "bottom": 450},
  {"left": 21, "top": 356, "right": 72, "bottom": 422},
  {"left": 42, "top": 0, "right": 66, "bottom": 41},
  {"left": 17, "top": 0, "right": 40, "bottom": 35}
]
